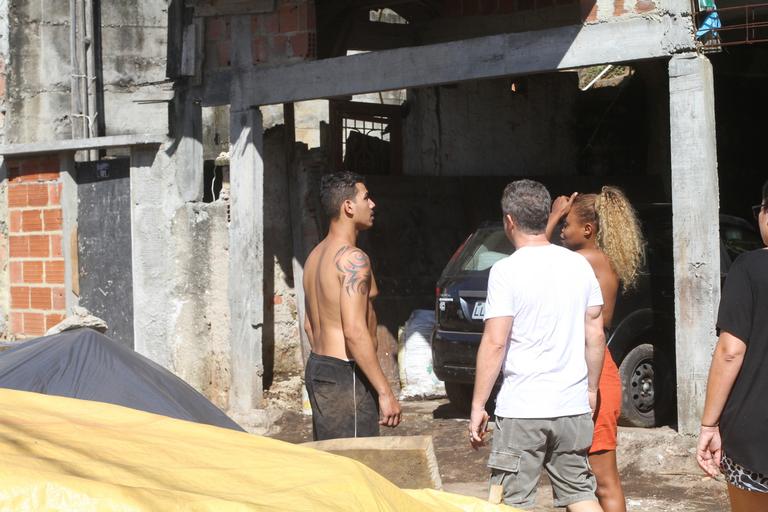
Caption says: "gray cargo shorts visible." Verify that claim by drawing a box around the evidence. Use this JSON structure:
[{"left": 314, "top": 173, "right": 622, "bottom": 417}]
[{"left": 488, "top": 413, "right": 597, "bottom": 509}]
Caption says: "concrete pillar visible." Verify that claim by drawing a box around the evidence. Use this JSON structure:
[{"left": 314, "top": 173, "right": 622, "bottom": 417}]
[
  {"left": 130, "top": 145, "right": 175, "bottom": 366},
  {"left": 130, "top": 86, "right": 201, "bottom": 367},
  {"left": 227, "top": 105, "right": 265, "bottom": 411},
  {"left": 226, "top": 15, "right": 265, "bottom": 411},
  {"left": 669, "top": 53, "right": 720, "bottom": 435}
]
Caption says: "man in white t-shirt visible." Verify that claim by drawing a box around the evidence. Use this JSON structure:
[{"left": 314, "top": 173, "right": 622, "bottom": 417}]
[{"left": 469, "top": 179, "right": 606, "bottom": 511}]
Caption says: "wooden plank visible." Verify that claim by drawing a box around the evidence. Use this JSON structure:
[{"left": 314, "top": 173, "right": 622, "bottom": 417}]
[
  {"left": 0, "top": 134, "right": 165, "bottom": 157},
  {"left": 191, "top": 0, "right": 274, "bottom": 16},
  {"left": 69, "top": 227, "right": 80, "bottom": 297},
  {"left": 302, "top": 435, "right": 442, "bottom": 491},
  {"left": 196, "top": 16, "right": 695, "bottom": 107},
  {"left": 669, "top": 53, "right": 721, "bottom": 435}
]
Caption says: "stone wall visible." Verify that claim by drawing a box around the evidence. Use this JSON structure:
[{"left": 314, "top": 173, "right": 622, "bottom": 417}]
[{"left": 438, "top": 0, "right": 661, "bottom": 23}]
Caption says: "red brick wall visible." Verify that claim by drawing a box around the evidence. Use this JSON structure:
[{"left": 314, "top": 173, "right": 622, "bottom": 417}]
[
  {"left": 6, "top": 157, "right": 65, "bottom": 337},
  {"left": 204, "top": 0, "right": 316, "bottom": 70},
  {"left": 440, "top": 0, "right": 655, "bottom": 21},
  {"left": 442, "top": 0, "right": 579, "bottom": 16}
]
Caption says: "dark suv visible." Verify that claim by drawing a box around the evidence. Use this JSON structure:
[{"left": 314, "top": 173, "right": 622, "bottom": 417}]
[{"left": 431, "top": 206, "right": 762, "bottom": 427}]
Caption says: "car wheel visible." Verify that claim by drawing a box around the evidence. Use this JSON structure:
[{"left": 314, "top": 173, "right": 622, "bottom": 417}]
[
  {"left": 618, "top": 343, "right": 674, "bottom": 428},
  {"left": 444, "top": 382, "right": 497, "bottom": 416}
]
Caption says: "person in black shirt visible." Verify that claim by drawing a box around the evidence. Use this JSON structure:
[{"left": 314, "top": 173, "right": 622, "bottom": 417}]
[{"left": 697, "top": 179, "right": 768, "bottom": 511}]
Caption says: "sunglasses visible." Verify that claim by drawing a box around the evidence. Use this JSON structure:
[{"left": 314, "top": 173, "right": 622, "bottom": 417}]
[{"left": 752, "top": 203, "right": 767, "bottom": 220}]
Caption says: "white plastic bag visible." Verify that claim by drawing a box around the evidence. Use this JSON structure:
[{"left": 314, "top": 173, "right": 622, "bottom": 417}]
[{"left": 398, "top": 310, "right": 446, "bottom": 400}]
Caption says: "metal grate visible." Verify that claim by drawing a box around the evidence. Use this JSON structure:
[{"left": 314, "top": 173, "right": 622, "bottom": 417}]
[
  {"left": 694, "top": 2, "right": 768, "bottom": 50},
  {"left": 341, "top": 117, "right": 391, "bottom": 159},
  {"left": 329, "top": 101, "right": 403, "bottom": 175}
]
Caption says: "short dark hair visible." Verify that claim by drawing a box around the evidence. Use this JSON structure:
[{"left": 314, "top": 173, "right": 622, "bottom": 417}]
[
  {"left": 320, "top": 171, "right": 364, "bottom": 219},
  {"left": 500, "top": 179, "right": 551, "bottom": 234},
  {"left": 763, "top": 179, "right": 768, "bottom": 203}
]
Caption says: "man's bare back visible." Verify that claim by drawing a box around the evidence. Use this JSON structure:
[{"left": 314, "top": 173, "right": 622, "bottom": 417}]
[{"left": 303, "top": 239, "right": 379, "bottom": 360}]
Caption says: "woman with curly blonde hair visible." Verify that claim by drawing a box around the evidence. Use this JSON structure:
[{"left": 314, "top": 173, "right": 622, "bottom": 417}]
[{"left": 546, "top": 186, "right": 645, "bottom": 512}]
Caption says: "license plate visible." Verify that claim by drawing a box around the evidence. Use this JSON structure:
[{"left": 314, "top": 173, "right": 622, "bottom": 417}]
[{"left": 471, "top": 301, "right": 485, "bottom": 320}]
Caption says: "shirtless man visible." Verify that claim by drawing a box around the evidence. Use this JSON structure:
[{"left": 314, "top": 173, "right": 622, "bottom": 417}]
[{"left": 302, "top": 171, "right": 401, "bottom": 441}]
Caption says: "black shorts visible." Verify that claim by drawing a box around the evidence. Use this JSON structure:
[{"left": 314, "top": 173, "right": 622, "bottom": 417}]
[{"left": 305, "top": 352, "right": 380, "bottom": 441}]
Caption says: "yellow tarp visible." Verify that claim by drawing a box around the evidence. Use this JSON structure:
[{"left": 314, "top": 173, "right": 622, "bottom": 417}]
[{"left": 0, "top": 388, "right": 517, "bottom": 511}]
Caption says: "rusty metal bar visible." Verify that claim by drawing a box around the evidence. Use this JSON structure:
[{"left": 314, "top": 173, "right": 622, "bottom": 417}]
[{"left": 694, "top": 2, "right": 768, "bottom": 47}]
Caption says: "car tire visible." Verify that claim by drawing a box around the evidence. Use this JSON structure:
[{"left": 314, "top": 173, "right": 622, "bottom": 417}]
[
  {"left": 444, "top": 382, "right": 498, "bottom": 416},
  {"left": 444, "top": 382, "right": 473, "bottom": 413},
  {"left": 618, "top": 343, "right": 674, "bottom": 428}
]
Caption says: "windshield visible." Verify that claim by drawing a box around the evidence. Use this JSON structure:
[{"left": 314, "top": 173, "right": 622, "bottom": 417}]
[{"left": 454, "top": 226, "right": 513, "bottom": 272}]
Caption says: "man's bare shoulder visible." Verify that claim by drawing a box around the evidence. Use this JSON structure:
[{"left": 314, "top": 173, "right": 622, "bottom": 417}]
[
  {"left": 333, "top": 245, "right": 372, "bottom": 296},
  {"left": 333, "top": 245, "right": 370, "bottom": 264}
]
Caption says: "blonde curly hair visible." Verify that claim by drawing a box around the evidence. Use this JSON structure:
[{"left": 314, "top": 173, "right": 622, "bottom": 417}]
[{"left": 572, "top": 186, "right": 646, "bottom": 292}]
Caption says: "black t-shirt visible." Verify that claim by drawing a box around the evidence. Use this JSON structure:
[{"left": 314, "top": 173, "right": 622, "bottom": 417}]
[{"left": 717, "top": 249, "right": 768, "bottom": 474}]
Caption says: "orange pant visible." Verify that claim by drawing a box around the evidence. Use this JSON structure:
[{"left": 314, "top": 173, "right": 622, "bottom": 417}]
[{"left": 590, "top": 348, "right": 622, "bottom": 454}]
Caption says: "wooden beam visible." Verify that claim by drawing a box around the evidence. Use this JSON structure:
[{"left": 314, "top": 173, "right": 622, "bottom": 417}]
[
  {"left": 190, "top": 0, "right": 275, "bottom": 17},
  {"left": 0, "top": 134, "right": 165, "bottom": 157},
  {"left": 197, "top": 16, "right": 695, "bottom": 107}
]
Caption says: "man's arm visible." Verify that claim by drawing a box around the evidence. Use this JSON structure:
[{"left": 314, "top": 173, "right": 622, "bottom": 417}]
[
  {"left": 337, "top": 247, "right": 401, "bottom": 427},
  {"left": 469, "top": 316, "right": 512, "bottom": 449},
  {"left": 584, "top": 305, "right": 606, "bottom": 412},
  {"left": 303, "top": 296, "right": 315, "bottom": 347}
]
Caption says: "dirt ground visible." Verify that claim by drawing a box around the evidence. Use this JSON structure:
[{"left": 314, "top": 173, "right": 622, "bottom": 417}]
[{"left": 267, "top": 398, "right": 730, "bottom": 511}]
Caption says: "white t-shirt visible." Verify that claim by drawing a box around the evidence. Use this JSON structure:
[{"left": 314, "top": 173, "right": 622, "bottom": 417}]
[{"left": 484, "top": 244, "right": 603, "bottom": 418}]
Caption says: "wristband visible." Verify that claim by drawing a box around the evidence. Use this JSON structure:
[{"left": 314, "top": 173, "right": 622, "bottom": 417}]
[{"left": 701, "top": 423, "right": 718, "bottom": 428}]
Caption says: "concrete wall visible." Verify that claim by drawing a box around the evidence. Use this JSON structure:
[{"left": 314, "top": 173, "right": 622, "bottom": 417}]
[
  {"left": 4, "top": 0, "right": 169, "bottom": 145},
  {"left": 100, "top": 2, "right": 170, "bottom": 137},
  {"left": 0, "top": 0, "right": 8, "bottom": 144},
  {"left": 171, "top": 201, "right": 231, "bottom": 409},
  {"left": 404, "top": 73, "right": 580, "bottom": 176},
  {"left": 130, "top": 134, "right": 233, "bottom": 408},
  {"left": 5, "top": 1, "right": 72, "bottom": 143}
]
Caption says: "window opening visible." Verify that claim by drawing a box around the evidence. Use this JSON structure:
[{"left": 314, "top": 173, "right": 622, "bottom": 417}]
[{"left": 329, "top": 100, "right": 403, "bottom": 175}]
